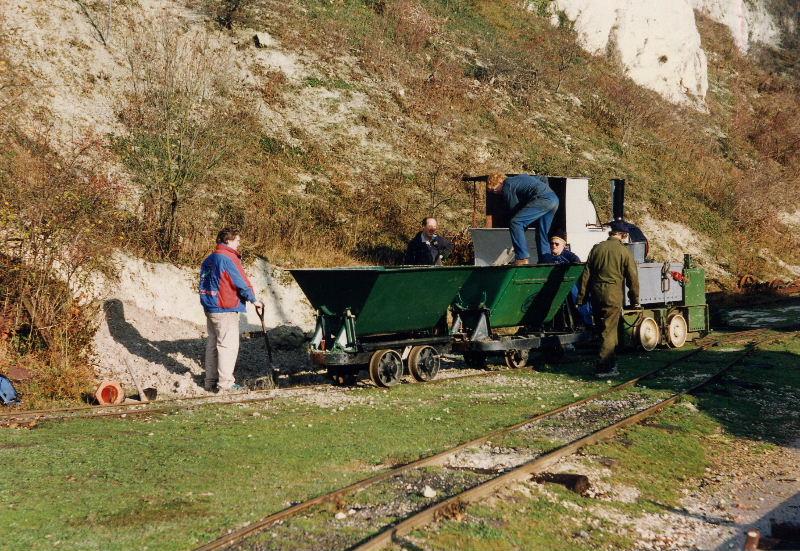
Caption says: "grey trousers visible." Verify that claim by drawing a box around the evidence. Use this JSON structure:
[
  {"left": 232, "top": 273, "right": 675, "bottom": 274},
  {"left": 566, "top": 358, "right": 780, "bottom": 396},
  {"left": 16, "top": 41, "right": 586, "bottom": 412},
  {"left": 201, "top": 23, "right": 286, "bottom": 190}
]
[{"left": 205, "top": 312, "right": 240, "bottom": 389}]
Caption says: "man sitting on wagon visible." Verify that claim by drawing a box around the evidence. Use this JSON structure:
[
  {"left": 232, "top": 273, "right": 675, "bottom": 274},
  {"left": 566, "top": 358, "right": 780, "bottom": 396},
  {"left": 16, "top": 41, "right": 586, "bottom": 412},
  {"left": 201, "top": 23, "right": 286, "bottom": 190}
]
[
  {"left": 539, "top": 229, "right": 580, "bottom": 264},
  {"left": 539, "top": 229, "right": 592, "bottom": 326}
]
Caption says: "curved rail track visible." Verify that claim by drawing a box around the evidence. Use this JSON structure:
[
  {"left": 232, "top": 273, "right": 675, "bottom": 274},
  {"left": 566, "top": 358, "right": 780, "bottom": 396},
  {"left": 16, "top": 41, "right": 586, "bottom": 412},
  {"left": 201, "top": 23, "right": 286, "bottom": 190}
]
[
  {"left": 193, "top": 326, "right": 783, "bottom": 551},
  {"left": 0, "top": 351, "right": 613, "bottom": 424},
  {"left": 352, "top": 333, "right": 780, "bottom": 551}
]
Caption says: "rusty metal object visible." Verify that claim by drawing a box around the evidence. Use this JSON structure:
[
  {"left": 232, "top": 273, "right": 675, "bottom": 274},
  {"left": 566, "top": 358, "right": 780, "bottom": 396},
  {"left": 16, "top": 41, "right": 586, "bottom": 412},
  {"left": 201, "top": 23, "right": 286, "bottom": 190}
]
[
  {"left": 738, "top": 274, "right": 758, "bottom": 289},
  {"left": 737, "top": 274, "right": 800, "bottom": 297},
  {"left": 534, "top": 473, "right": 591, "bottom": 496},
  {"left": 94, "top": 381, "right": 124, "bottom": 405},
  {"left": 744, "top": 529, "right": 760, "bottom": 551},
  {"left": 769, "top": 278, "right": 787, "bottom": 289}
]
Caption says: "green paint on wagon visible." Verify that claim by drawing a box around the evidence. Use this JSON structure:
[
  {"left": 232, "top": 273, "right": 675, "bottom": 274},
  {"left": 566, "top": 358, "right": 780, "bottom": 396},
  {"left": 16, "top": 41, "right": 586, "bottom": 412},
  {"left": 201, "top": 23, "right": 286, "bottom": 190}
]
[
  {"left": 290, "top": 266, "right": 474, "bottom": 336},
  {"left": 454, "top": 264, "right": 586, "bottom": 328}
]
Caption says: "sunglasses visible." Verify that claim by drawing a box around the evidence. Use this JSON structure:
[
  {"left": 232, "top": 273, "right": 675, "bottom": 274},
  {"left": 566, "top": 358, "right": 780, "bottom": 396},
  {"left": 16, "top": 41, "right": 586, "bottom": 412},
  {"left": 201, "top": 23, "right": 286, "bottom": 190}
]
[{"left": 550, "top": 241, "right": 565, "bottom": 245}]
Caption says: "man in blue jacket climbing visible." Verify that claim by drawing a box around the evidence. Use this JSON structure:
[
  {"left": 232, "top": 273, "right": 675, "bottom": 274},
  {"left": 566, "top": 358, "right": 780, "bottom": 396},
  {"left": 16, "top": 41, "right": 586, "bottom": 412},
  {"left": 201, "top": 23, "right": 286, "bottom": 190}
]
[
  {"left": 487, "top": 172, "right": 559, "bottom": 265},
  {"left": 199, "top": 228, "right": 263, "bottom": 393}
]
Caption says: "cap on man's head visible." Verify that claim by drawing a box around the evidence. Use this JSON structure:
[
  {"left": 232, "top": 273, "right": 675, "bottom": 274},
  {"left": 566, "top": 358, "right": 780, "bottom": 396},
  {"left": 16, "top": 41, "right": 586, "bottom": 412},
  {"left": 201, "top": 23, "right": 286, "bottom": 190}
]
[
  {"left": 549, "top": 229, "right": 567, "bottom": 243},
  {"left": 609, "top": 220, "right": 630, "bottom": 233}
]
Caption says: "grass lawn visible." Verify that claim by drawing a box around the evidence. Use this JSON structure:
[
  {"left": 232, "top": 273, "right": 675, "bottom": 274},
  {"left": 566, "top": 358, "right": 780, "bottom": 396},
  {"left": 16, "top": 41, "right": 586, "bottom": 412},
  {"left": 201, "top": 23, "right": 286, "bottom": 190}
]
[
  {"left": 1, "top": 354, "right": 627, "bottom": 550},
  {"left": 3, "top": 334, "right": 796, "bottom": 550}
]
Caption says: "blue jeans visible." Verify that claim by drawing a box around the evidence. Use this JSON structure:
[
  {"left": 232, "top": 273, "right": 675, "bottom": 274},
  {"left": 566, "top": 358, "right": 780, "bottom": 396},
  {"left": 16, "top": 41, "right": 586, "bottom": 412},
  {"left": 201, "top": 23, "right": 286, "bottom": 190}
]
[
  {"left": 509, "top": 195, "right": 559, "bottom": 260},
  {"left": 569, "top": 286, "right": 594, "bottom": 326}
]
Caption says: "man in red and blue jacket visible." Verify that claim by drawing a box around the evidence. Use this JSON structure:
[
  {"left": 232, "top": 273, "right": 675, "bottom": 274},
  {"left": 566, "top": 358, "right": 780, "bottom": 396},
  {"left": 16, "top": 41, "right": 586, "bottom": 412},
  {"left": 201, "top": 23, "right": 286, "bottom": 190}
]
[{"left": 199, "top": 227, "right": 262, "bottom": 392}]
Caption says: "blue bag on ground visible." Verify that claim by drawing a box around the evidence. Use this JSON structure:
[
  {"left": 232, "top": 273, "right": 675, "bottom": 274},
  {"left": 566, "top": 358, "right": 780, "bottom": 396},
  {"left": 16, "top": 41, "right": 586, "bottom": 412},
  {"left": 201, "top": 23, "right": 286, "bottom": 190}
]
[{"left": 0, "top": 375, "right": 19, "bottom": 405}]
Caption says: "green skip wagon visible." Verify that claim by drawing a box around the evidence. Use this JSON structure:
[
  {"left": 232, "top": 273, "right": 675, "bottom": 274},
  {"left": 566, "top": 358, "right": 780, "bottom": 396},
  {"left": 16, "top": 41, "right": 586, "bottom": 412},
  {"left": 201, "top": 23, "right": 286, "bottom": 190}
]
[
  {"left": 450, "top": 263, "right": 590, "bottom": 369},
  {"left": 290, "top": 266, "right": 473, "bottom": 387}
]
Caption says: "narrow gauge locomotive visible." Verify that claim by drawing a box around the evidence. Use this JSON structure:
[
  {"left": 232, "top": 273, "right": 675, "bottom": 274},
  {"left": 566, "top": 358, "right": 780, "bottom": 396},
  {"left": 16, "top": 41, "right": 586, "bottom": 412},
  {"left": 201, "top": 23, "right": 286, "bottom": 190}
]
[{"left": 289, "top": 176, "right": 709, "bottom": 386}]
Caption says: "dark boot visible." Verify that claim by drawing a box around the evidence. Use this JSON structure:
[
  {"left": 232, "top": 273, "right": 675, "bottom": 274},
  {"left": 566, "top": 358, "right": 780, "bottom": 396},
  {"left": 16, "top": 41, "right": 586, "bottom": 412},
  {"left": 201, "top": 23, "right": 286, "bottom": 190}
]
[{"left": 594, "top": 361, "right": 619, "bottom": 378}]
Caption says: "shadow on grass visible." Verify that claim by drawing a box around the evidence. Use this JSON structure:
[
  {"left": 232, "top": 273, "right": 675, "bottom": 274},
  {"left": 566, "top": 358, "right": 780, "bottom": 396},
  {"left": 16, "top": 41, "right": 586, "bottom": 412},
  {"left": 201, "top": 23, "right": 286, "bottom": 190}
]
[{"left": 537, "top": 328, "right": 800, "bottom": 448}]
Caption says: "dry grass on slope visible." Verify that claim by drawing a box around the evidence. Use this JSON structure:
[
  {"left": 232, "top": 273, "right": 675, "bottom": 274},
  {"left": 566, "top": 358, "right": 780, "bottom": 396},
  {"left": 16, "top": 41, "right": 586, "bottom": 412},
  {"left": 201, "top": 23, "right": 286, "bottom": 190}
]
[
  {"left": 0, "top": 23, "right": 120, "bottom": 404},
  {"left": 58, "top": 0, "right": 798, "bottom": 276},
  {"left": 210, "top": 0, "right": 799, "bottom": 277},
  {"left": 8, "top": 0, "right": 800, "bottom": 278}
]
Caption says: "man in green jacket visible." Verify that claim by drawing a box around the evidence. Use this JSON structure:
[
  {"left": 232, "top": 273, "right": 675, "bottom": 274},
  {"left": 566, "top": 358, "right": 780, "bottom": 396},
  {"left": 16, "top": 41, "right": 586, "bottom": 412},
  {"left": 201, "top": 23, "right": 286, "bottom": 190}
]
[{"left": 577, "top": 221, "right": 640, "bottom": 377}]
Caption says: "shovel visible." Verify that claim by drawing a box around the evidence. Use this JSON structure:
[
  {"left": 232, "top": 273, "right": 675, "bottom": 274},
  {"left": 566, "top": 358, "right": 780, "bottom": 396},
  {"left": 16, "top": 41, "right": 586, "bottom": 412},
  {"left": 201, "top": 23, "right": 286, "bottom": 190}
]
[{"left": 254, "top": 302, "right": 277, "bottom": 389}]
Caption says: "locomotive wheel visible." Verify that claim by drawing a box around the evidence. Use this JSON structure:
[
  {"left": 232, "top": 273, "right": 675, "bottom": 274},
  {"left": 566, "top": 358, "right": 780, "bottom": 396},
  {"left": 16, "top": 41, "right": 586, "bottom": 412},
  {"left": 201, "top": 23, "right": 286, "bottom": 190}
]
[
  {"left": 504, "top": 349, "right": 528, "bottom": 369},
  {"left": 462, "top": 351, "right": 487, "bottom": 369},
  {"left": 408, "top": 346, "right": 440, "bottom": 382},
  {"left": 636, "top": 316, "right": 661, "bottom": 351},
  {"left": 368, "top": 349, "right": 403, "bottom": 387},
  {"left": 666, "top": 314, "right": 688, "bottom": 348}
]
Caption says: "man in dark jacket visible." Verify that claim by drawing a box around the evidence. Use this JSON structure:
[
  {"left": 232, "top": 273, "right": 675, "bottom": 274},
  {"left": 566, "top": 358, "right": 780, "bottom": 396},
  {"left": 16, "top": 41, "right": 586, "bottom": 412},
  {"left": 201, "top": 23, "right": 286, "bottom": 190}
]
[
  {"left": 540, "top": 229, "right": 592, "bottom": 326},
  {"left": 199, "top": 228, "right": 263, "bottom": 392},
  {"left": 577, "top": 221, "right": 640, "bottom": 377},
  {"left": 404, "top": 217, "right": 453, "bottom": 266},
  {"left": 538, "top": 229, "right": 581, "bottom": 264},
  {"left": 487, "top": 173, "right": 559, "bottom": 265}
]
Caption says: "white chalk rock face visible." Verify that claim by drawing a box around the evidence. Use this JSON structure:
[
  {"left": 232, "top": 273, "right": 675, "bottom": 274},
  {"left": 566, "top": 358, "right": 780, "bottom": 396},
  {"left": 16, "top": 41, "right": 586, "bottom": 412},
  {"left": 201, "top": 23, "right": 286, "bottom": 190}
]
[
  {"left": 548, "top": 0, "right": 709, "bottom": 108},
  {"left": 689, "top": 0, "right": 780, "bottom": 52},
  {"left": 95, "top": 253, "right": 315, "bottom": 331}
]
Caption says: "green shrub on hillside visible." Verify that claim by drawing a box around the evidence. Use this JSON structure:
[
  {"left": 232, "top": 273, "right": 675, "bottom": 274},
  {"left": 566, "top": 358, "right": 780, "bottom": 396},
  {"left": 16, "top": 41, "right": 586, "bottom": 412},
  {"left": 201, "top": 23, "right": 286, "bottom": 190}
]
[
  {"left": 115, "top": 18, "right": 261, "bottom": 261},
  {"left": 0, "top": 136, "right": 121, "bottom": 404}
]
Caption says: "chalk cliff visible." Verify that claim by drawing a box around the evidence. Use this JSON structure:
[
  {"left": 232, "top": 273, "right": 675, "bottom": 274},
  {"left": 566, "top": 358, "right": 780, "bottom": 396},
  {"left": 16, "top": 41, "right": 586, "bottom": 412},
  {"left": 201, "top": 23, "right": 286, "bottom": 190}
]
[{"left": 542, "top": 0, "right": 781, "bottom": 108}]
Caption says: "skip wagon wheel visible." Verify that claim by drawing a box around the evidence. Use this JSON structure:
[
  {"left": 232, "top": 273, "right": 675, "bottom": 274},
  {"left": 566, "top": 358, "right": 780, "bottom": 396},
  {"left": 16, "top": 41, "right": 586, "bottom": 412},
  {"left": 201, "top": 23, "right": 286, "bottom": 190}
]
[
  {"left": 666, "top": 313, "right": 688, "bottom": 348},
  {"left": 368, "top": 349, "right": 403, "bottom": 387},
  {"left": 504, "top": 349, "right": 528, "bottom": 369},
  {"left": 408, "top": 346, "right": 440, "bottom": 382},
  {"left": 636, "top": 316, "right": 661, "bottom": 351}
]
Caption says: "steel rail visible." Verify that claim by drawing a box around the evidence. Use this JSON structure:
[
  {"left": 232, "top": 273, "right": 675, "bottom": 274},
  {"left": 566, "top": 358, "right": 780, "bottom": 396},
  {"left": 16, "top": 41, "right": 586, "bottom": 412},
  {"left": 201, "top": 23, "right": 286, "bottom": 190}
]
[
  {"left": 0, "top": 384, "right": 332, "bottom": 423},
  {"left": 0, "top": 366, "right": 534, "bottom": 423},
  {"left": 0, "top": 327, "right": 769, "bottom": 424},
  {"left": 0, "top": 357, "right": 572, "bottom": 423},
  {"left": 350, "top": 334, "right": 778, "bottom": 551},
  {"left": 192, "top": 329, "right": 768, "bottom": 551}
]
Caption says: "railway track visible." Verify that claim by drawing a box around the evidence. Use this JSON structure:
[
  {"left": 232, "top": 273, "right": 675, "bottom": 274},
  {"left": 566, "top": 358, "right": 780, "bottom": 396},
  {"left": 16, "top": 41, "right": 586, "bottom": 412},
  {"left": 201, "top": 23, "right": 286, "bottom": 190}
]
[
  {"left": 194, "top": 326, "right": 781, "bottom": 551},
  {"left": 351, "top": 336, "right": 779, "bottom": 551},
  {"left": 0, "top": 353, "right": 591, "bottom": 424}
]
